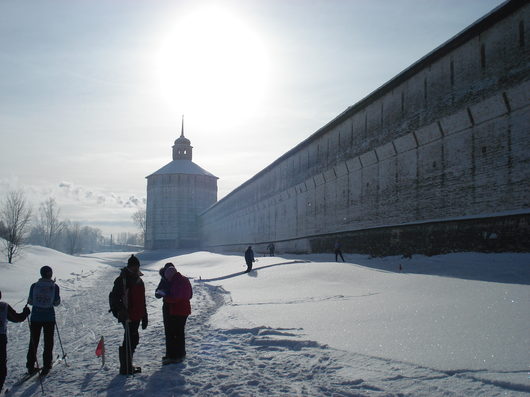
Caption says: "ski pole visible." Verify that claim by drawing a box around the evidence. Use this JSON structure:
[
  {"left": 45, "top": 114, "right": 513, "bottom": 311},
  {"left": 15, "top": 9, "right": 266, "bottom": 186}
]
[
  {"left": 27, "top": 317, "right": 45, "bottom": 394},
  {"left": 55, "top": 322, "right": 68, "bottom": 366},
  {"left": 125, "top": 321, "right": 133, "bottom": 376}
]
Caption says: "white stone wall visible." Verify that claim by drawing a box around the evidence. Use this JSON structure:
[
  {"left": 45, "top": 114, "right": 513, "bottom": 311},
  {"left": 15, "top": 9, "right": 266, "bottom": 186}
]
[
  {"left": 146, "top": 173, "right": 217, "bottom": 249},
  {"left": 201, "top": 3, "right": 530, "bottom": 252}
]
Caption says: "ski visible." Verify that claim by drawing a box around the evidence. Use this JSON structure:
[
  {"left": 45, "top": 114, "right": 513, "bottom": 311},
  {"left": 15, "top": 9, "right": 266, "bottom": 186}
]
[
  {"left": 52, "top": 353, "right": 66, "bottom": 368},
  {"left": 7, "top": 369, "right": 40, "bottom": 391}
]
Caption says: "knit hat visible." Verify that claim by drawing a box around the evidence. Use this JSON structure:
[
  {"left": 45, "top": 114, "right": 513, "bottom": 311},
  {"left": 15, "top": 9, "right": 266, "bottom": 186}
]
[
  {"left": 127, "top": 254, "right": 140, "bottom": 268},
  {"left": 40, "top": 265, "right": 53, "bottom": 279},
  {"left": 159, "top": 262, "right": 174, "bottom": 277},
  {"left": 164, "top": 265, "right": 177, "bottom": 281}
]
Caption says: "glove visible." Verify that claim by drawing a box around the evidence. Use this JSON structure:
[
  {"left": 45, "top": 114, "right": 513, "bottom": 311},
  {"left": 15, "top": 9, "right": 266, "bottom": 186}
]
[
  {"left": 141, "top": 314, "right": 148, "bottom": 330},
  {"left": 23, "top": 306, "right": 31, "bottom": 318},
  {"left": 118, "top": 309, "right": 128, "bottom": 323}
]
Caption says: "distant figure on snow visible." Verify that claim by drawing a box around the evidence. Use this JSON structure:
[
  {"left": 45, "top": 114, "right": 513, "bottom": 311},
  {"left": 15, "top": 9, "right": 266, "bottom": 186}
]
[
  {"left": 26, "top": 266, "right": 61, "bottom": 377},
  {"left": 267, "top": 243, "right": 275, "bottom": 257},
  {"left": 0, "top": 290, "right": 30, "bottom": 393},
  {"left": 155, "top": 263, "right": 193, "bottom": 364},
  {"left": 109, "top": 254, "right": 148, "bottom": 375},
  {"left": 334, "top": 241, "right": 345, "bottom": 262},
  {"left": 245, "top": 246, "right": 255, "bottom": 273}
]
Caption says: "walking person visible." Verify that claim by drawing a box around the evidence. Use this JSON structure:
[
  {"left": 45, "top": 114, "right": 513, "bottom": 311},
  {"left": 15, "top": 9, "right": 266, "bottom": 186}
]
[
  {"left": 244, "top": 246, "right": 255, "bottom": 273},
  {"left": 267, "top": 243, "right": 275, "bottom": 257},
  {"left": 26, "top": 266, "right": 61, "bottom": 376},
  {"left": 334, "top": 241, "right": 345, "bottom": 262},
  {"left": 109, "top": 254, "right": 148, "bottom": 375},
  {"left": 0, "top": 290, "right": 30, "bottom": 393},
  {"left": 155, "top": 263, "right": 192, "bottom": 364}
]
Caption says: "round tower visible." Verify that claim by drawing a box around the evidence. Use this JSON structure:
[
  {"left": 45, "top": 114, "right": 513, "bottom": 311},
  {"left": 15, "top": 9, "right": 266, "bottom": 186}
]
[{"left": 145, "top": 118, "right": 218, "bottom": 249}]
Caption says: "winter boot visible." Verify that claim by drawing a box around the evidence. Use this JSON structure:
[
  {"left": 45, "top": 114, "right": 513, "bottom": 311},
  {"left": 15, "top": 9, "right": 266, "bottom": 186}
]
[
  {"left": 119, "top": 346, "right": 141, "bottom": 375},
  {"left": 40, "top": 367, "right": 51, "bottom": 377}
]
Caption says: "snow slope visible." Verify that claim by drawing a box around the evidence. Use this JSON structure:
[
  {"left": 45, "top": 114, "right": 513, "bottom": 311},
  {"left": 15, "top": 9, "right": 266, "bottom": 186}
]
[{"left": 0, "top": 246, "right": 529, "bottom": 396}]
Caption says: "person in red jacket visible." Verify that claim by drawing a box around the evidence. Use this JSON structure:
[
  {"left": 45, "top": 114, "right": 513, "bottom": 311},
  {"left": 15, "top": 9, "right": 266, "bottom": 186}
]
[
  {"left": 1, "top": 290, "right": 30, "bottom": 393},
  {"left": 109, "top": 255, "right": 148, "bottom": 375},
  {"left": 155, "top": 263, "right": 192, "bottom": 364}
]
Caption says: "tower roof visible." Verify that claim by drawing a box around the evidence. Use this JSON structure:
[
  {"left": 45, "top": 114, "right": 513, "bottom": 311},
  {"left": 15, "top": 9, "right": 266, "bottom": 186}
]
[
  {"left": 174, "top": 134, "right": 191, "bottom": 145},
  {"left": 146, "top": 160, "right": 218, "bottom": 179}
]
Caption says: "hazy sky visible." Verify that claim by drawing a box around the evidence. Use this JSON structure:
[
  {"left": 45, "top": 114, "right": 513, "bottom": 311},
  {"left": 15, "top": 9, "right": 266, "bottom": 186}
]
[{"left": 0, "top": 0, "right": 505, "bottom": 235}]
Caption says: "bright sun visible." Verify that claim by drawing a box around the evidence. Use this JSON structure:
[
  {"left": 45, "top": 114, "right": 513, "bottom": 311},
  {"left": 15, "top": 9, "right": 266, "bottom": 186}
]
[{"left": 156, "top": 6, "right": 270, "bottom": 126}]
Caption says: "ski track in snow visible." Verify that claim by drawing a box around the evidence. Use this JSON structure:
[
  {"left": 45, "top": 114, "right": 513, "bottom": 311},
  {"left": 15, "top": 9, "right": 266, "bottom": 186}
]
[{"left": 5, "top": 264, "right": 529, "bottom": 397}]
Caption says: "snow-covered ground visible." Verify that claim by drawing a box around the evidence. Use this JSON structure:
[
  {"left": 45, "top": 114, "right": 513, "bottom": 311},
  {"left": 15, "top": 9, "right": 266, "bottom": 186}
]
[{"left": 1, "top": 245, "right": 529, "bottom": 396}]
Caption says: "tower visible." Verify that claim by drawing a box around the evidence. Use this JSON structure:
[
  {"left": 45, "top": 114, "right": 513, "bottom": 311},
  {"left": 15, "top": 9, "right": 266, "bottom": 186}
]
[{"left": 145, "top": 119, "right": 218, "bottom": 249}]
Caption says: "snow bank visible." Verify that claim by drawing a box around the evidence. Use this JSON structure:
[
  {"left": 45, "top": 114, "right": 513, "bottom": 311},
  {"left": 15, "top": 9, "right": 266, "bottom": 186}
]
[{"left": 1, "top": 246, "right": 528, "bottom": 396}]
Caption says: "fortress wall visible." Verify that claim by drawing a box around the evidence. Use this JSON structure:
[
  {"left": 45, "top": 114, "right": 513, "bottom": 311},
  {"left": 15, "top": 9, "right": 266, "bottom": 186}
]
[{"left": 200, "top": 1, "right": 530, "bottom": 254}]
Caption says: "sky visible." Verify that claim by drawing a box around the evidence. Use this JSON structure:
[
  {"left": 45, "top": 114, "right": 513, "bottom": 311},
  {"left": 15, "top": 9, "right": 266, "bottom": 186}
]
[{"left": 0, "top": 0, "right": 506, "bottom": 235}]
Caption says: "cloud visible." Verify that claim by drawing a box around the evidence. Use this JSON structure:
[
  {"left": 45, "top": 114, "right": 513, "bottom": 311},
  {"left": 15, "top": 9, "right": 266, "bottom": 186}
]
[
  {"left": 0, "top": 178, "right": 145, "bottom": 234},
  {"left": 57, "top": 181, "right": 145, "bottom": 210}
]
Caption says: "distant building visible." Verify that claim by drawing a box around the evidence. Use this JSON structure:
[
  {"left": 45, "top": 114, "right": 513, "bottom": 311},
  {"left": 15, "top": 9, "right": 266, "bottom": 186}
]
[{"left": 145, "top": 120, "right": 218, "bottom": 249}]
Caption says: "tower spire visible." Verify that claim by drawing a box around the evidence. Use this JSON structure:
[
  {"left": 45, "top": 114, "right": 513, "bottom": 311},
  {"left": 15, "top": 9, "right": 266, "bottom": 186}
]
[
  {"left": 172, "top": 115, "right": 193, "bottom": 161},
  {"left": 181, "top": 115, "right": 184, "bottom": 137}
]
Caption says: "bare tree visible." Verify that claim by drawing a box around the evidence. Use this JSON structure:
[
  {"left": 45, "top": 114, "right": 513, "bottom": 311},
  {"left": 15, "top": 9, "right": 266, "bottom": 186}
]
[
  {"left": 0, "top": 220, "right": 7, "bottom": 239},
  {"left": 37, "top": 197, "right": 64, "bottom": 249},
  {"left": 116, "top": 232, "right": 129, "bottom": 246},
  {"left": 132, "top": 208, "right": 146, "bottom": 246},
  {"left": 0, "top": 190, "right": 32, "bottom": 263},
  {"left": 79, "top": 226, "right": 104, "bottom": 253},
  {"left": 64, "top": 220, "right": 81, "bottom": 255}
]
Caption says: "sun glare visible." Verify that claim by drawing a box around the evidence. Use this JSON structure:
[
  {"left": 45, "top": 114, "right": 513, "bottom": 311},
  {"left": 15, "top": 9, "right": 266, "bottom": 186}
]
[{"left": 156, "top": 6, "right": 270, "bottom": 126}]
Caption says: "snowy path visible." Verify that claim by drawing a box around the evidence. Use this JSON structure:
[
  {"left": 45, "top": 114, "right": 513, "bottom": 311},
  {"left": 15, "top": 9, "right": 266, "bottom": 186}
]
[{"left": 5, "top": 254, "right": 529, "bottom": 396}]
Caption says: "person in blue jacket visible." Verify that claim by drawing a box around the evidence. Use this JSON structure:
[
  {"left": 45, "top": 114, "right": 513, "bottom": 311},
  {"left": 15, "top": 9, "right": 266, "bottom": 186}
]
[
  {"left": 0, "top": 290, "right": 30, "bottom": 393},
  {"left": 25, "top": 266, "right": 60, "bottom": 376}
]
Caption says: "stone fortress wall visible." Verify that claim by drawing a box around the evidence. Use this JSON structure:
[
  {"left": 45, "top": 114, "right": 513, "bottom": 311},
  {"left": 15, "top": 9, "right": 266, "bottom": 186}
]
[{"left": 200, "top": 1, "right": 530, "bottom": 256}]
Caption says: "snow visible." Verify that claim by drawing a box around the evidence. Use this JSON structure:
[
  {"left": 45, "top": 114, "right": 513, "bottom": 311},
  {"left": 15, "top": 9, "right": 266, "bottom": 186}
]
[{"left": 1, "top": 245, "right": 529, "bottom": 396}]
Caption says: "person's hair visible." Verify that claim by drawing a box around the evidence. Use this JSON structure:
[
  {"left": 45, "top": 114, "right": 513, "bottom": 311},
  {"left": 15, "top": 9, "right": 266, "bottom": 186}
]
[{"left": 40, "top": 266, "right": 53, "bottom": 279}]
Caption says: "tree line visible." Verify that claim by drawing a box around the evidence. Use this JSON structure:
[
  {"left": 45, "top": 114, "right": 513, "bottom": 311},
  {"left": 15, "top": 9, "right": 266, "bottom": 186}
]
[{"left": 0, "top": 190, "right": 146, "bottom": 263}]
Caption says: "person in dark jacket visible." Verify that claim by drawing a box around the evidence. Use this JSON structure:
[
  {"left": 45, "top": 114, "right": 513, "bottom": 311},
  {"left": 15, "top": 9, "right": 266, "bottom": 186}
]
[
  {"left": 154, "top": 262, "right": 174, "bottom": 361},
  {"left": 155, "top": 263, "right": 192, "bottom": 364},
  {"left": 267, "top": 243, "right": 275, "bottom": 257},
  {"left": 109, "top": 255, "right": 148, "bottom": 375},
  {"left": 334, "top": 241, "right": 345, "bottom": 262},
  {"left": 0, "top": 290, "right": 30, "bottom": 393},
  {"left": 244, "top": 246, "right": 255, "bottom": 273},
  {"left": 26, "top": 266, "right": 60, "bottom": 376}
]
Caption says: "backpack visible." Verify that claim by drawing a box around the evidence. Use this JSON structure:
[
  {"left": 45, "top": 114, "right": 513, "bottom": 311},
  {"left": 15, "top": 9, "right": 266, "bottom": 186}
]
[{"left": 108, "top": 276, "right": 126, "bottom": 319}]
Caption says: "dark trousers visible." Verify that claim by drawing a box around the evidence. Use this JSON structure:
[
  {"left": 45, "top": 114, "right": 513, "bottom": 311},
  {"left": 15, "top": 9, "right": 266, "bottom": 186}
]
[
  {"left": 335, "top": 249, "right": 345, "bottom": 262},
  {"left": 122, "top": 321, "right": 140, "bottom": 353},
  {"left": 245, "top": 260, "right": 253, "bottom": 273},
  {"left": 162, "top": 303, "right": 170, "bottom": 357},
  {"left": 119, "top": 321, "right": 140, "bottom": 374},
  {"left": 26, "top": 321, "right": 54, "bottom": 370},
  {"left": 0, "top": 335, "right": 6, "bottom": 392},
  {"left": 166, "top": 315, "right": 188, "bottom": 360}
]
